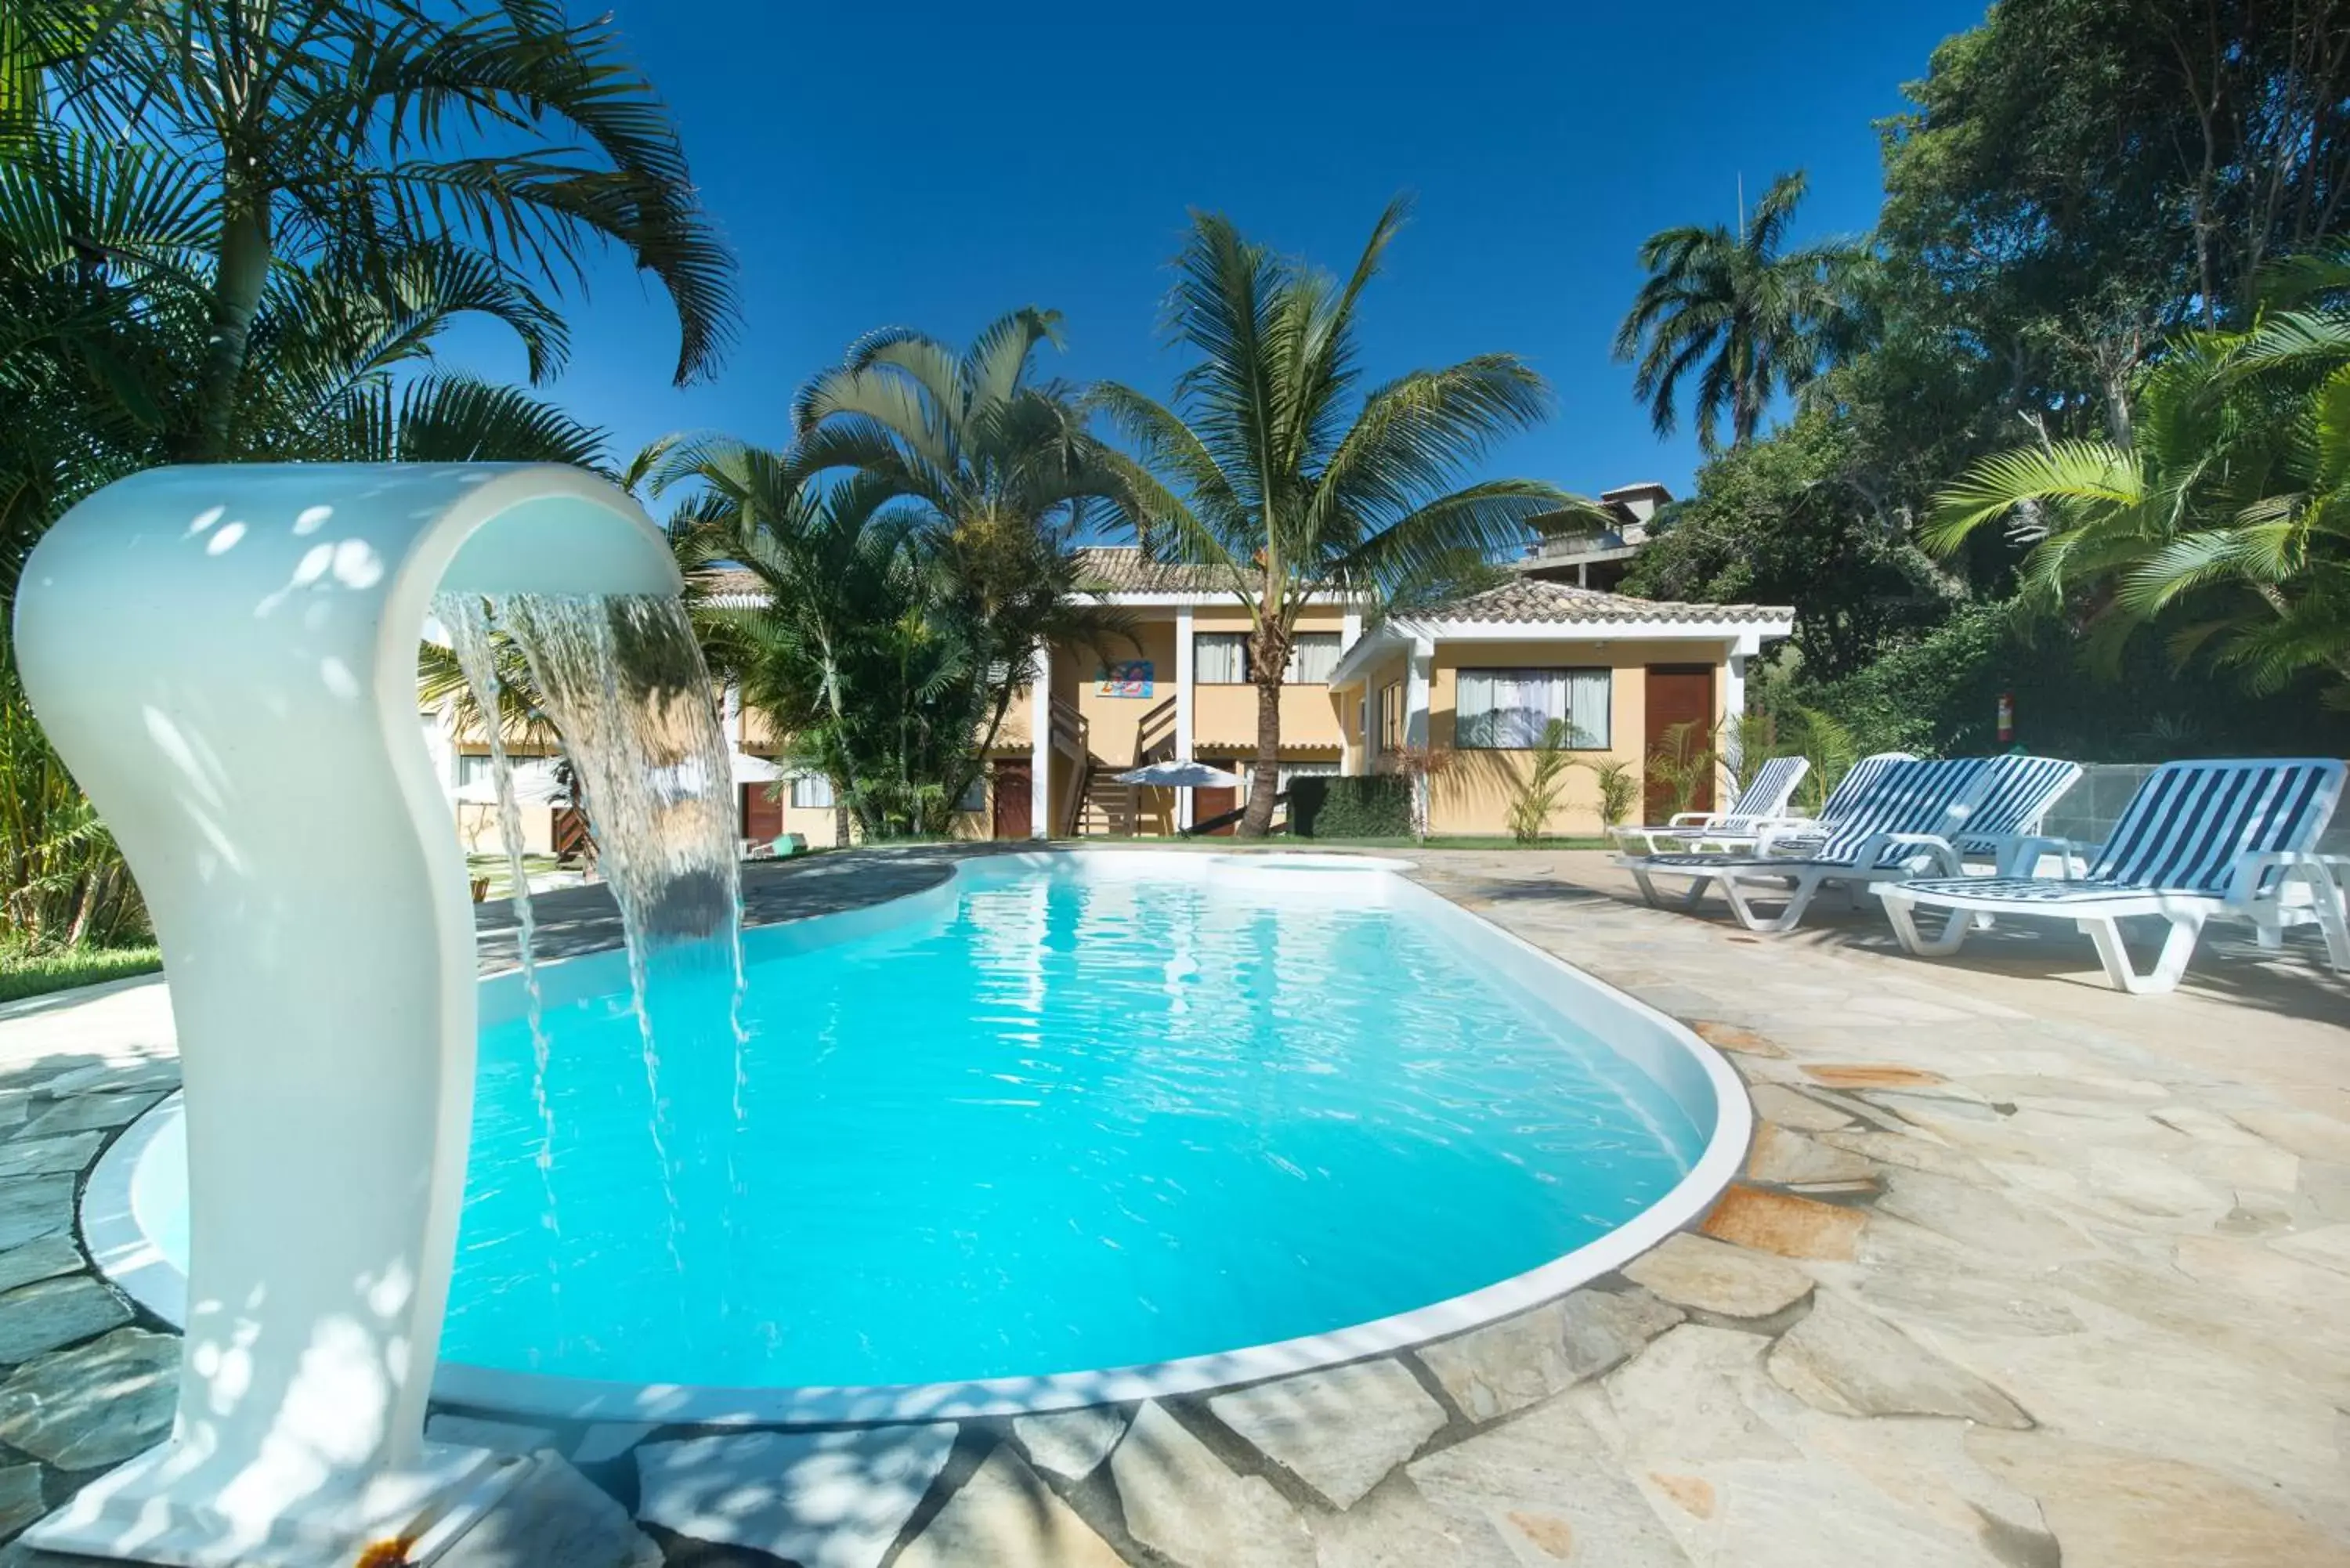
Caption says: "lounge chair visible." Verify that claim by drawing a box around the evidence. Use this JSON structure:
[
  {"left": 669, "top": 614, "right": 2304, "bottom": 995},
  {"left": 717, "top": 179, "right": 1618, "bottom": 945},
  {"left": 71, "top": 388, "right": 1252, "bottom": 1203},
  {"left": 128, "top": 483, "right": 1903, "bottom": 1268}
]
[
  {"left": 1611, "top": 754, "right": 1812, "bottom": 855},
  {"left": 1625, "top": 753, "right": 2082, "bottom": 934},
  {"left": 1708, "top": 750, "right": 1915, "bottom": 857},
  {"left": 1950, "top": 753, "right": 2085, "bottom": 873},
  {"left": 1622, "top": 757, "right": 1994, "bottom": 928},
  {"left": 1877, "top": 757, "right": 2350, "bottom": 995}
]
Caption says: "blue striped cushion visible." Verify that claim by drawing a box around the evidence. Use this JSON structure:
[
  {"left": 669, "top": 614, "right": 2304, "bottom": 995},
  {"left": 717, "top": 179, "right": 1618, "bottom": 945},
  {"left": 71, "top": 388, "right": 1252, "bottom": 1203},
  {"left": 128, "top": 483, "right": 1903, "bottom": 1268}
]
[
  {"left": 1810, "top": 758, "right": 1991, "bottom": 865},
  {"left": 1897, "top": 759, "right": 2345, "bottom": 902},
  {"left": 1957, "top": 755, "right": 2082, "bottom": 848},
  {"left": 2088, "top": 759, "right": 2345, "bottom": 893},
  {"left": 1819, "top": 752, "right": 1913, "bottom": 821},
  {"left": 1692, "top": 750, "right": 1911, "bottom": 851},
  {"left": 1892, "top": 876, "right": 2156, "bottom": 905},
  {"left": 1649, "top": 758, "right": 1993, "bottom": 872},
  {"left": 1719, "top": 755, "right": 1808, "bottom": 826}
]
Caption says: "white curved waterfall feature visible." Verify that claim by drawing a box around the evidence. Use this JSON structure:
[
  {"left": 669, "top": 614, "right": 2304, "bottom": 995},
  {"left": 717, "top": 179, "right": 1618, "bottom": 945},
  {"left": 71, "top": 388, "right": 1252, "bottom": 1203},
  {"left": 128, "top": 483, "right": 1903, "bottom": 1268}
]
[{"left": 11, "top": 464, "right": 689, "bottom": 1567}]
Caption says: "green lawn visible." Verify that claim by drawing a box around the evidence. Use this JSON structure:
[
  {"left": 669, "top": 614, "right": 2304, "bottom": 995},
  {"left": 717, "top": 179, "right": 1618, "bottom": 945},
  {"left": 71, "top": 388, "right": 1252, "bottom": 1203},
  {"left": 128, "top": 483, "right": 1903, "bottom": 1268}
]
[
  {"left": 465, "top": 852, "right": 564, "bottom": 899},
  {"left": 0, "top": 945, "right": 163, "bottom": 1005}
]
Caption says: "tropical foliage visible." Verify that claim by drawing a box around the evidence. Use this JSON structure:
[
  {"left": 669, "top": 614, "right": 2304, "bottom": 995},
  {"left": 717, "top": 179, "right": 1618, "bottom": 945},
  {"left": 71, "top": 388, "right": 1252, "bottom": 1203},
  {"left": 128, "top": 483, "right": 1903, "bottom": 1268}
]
[
  {"left": 660, "top": 313, "right": 1133, "bottom": 838},
  {"left": 1929, "top": 286, "right": 2350, "bottom": 703},
  {"left": 1097, "top": 200, "right": 1572, "bottom": 835},
  {"left": 0, "top": 0, "right": 731, "bottom": 956},
  {"left": 1506, "top": 720, "right": 1579, "bottom": 843},
  {"left": 1625, "top": 0, "right": 2350, "bottom": 761}
]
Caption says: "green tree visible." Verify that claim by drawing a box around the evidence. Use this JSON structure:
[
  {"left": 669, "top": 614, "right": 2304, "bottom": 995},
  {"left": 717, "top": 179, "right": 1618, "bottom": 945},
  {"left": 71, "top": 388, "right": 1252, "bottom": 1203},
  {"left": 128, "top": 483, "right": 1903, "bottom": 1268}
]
[
  {"left": 786, "top": 309, "right": 1136, "bottom": 800},
  {"left": 1614, "top": 171, "right": 1864, "bottom": 454},
  {"left": 1619, "top": 403, "right": 1956, "bottom": 679},
  {"left": 28, "top": 0, "right": 736, "bottom": 460},
  {"left": 1880, "top": 0, "right": 2350, "bottom": 435},
  {"left": 661, "top": 443, "right": 1000, "bottom": 840},
  {"left": 1097, "top": 200, "right": 1570, "bottom": 836}
]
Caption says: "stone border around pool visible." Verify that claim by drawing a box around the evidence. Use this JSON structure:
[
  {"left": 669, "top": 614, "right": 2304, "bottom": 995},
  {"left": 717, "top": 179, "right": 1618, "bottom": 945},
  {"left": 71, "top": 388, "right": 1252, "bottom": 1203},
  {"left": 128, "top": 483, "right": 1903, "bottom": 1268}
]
[{"left": 78, "top": 848, "right": 1754, "bottom": 1429}]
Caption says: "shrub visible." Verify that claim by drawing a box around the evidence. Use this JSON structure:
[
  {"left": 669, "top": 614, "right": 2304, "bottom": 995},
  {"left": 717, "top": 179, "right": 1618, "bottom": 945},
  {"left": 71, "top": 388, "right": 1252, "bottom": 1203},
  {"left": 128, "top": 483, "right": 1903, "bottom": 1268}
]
[
  {"left": 1506, "top": 720, "right": 1576, "bottom": 842},
  {"left": 1581, "top": 757, "right": 1640, "bottom": 826},
  {"left": 1289, "top": 775, "right": 1412, "bottom": 838}
]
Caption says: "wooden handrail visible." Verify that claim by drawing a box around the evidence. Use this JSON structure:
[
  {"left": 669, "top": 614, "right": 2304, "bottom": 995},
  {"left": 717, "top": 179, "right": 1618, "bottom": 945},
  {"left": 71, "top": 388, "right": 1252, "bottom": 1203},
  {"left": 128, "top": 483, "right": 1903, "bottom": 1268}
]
[{"left": 1133, "top": 693, "right": 1179, "bottom": 765}]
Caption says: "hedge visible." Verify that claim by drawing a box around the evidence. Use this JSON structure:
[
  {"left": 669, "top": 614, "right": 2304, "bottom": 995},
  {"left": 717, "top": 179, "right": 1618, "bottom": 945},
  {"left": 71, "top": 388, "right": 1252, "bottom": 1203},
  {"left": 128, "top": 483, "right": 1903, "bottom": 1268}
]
[{"left": 1289, "top": 775, "right": 1411, "bottom": 838}]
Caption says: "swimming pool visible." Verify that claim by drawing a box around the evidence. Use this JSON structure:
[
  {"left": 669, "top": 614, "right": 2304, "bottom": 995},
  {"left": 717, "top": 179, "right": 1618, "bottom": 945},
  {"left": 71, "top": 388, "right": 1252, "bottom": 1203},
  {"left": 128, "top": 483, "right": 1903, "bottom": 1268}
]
[{"left": 89, "top": 851, "right": 1745, "bottom": 1422}]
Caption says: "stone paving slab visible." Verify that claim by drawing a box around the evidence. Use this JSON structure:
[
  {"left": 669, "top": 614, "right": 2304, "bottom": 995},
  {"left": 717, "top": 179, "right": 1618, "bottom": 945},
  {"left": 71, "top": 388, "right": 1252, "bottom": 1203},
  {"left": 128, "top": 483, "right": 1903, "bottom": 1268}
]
[{"left": 0, "top": 844, "right": 2341, "bottom": 1565}]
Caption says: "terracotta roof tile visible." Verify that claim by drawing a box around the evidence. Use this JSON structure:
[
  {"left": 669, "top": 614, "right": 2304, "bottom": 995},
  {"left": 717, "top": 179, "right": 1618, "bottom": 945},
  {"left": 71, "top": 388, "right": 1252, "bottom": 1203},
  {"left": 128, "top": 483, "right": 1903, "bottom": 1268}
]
[
  {"left": 1072, "top": 547, "right": 1230, "bottom": 594},
  {"left": 1419, "top": 576, "right": 1789, "bottom": 626}
]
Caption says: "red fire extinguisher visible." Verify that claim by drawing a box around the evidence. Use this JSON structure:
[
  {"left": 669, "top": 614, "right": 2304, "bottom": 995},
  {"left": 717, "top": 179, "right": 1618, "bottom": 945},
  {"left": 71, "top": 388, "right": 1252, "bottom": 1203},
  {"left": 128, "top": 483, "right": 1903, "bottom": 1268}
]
[{"left": 1996, "top": 691, "right": 2015, "bottom": 747}]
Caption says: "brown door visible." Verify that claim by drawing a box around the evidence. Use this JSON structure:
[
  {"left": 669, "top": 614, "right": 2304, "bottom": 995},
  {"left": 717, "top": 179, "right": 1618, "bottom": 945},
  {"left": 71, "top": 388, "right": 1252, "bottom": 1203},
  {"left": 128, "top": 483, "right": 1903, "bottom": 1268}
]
[
  {"left": 992, "top": 758, "right": 1032, "bottom": 840},
  {"left": 1644, "top": 665, "right": 1716, "bottom": 820},
  {"left": 741, "top": 782, "right": 783, "bottom": 842},
  {"left": 1193, "top": 786, "right": 1238, "bottom": 836},
  {"left": 551, "top": 806, "right": 591, "bottom": 861}
]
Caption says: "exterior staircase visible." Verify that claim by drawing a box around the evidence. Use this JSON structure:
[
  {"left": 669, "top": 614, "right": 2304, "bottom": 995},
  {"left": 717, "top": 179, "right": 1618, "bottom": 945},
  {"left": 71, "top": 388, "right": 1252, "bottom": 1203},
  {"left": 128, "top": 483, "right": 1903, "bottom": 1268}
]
[
  {"left": 1054, "top": 694, "right": 1181, "bottom": 837},
  {"left": 1073, "top": 775, "right": 1139, "bottom": 836}
]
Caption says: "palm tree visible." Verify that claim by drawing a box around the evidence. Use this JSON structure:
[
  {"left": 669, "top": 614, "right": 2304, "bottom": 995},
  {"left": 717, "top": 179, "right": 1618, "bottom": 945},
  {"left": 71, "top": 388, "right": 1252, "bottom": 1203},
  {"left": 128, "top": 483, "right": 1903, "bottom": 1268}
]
[
  {"left": 787, "top": 308, "right": 1138, "bottom": 788},
  {"left": 1614, "top": 171, "right": 1863, "bottom": 454},
  {"left": 1928, "top": 291, "right": 2350, "bottom": 702},
  {"left": 659, "top": 440, "right": 992, "bottom": 839},
  {"left": 33, "top": 0, "right": 736, "bottom": 458},
  {"left": 1094, "top": 199, "right": 1571, "bottom": 836}
]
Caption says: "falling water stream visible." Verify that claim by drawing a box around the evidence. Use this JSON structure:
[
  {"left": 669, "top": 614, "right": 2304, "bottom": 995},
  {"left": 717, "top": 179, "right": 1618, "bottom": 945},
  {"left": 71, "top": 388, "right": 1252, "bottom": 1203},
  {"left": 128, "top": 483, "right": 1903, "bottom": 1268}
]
[{"left": 435, "top": 592, "right": 749, "bottom": 1326}]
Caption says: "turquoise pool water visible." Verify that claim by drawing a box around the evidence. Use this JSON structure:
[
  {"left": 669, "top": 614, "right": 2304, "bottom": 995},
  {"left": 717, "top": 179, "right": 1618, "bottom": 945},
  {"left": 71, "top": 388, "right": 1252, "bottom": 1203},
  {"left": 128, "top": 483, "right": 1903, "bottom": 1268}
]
[{"left": 152, "top": 858, "right": 1709, "bottom": 1393}]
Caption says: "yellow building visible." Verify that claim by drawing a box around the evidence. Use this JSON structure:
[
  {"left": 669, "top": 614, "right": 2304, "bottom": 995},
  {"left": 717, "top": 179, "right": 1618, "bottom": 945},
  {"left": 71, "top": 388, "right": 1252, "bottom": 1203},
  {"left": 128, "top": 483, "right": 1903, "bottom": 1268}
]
[
  {"left": 1324, "top": 575, "right": 1792, "bottom": 836},
  {"left": 442, "top": 548, "right": 1792, "bottom": 846}
]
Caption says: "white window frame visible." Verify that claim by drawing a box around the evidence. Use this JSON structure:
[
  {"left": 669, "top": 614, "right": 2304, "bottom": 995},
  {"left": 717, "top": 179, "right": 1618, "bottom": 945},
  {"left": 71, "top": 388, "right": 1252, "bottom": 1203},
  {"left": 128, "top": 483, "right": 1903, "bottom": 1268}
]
[
  {"left": 1195, "top": 632, "right": 1250, "bottom": 684},
  {"left": 790, "top": 774, "right": 836, "bottom": 810},
  {"left": 1284, "top": 633, "right": 1342, "bottom": 685},
  {"left": 1454, "top": 667, "right": 1611, "bottom": 750}
]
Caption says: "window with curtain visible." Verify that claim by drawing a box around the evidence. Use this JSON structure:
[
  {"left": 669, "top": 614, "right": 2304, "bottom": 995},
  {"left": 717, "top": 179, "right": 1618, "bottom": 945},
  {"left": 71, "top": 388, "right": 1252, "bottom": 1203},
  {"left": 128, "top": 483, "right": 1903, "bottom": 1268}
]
[
  {"left": 1285, "top": 634, "right": 1342, "bottom": 685},
  {"left": 454, "top": 753, "right": 494, "bottom": 787},
  {"left": 1379, "top": 681, "right": 1406, "bottom": 750},
  {"left": 1195, "top": 632, "right": 1249, "bottom": 683},
  {"left": 790, "top": 774, "right": 836, "bottom": 809},
  {"left": 1454, "top": 668, "right": 1610, "bottom": 749}
]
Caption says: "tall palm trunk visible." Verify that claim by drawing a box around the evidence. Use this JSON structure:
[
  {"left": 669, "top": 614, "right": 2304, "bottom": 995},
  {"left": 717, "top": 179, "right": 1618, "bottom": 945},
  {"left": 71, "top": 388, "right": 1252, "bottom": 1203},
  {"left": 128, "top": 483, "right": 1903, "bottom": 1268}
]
[
  {"left": 187, "top": 204, "right": 272, "bottom": 461},
  {"left": 1239, "top": 619, "right": 1290, "bottom": 838},
  {"left": 1241, "top": 670, "right": 1284, "bottom": 836}
]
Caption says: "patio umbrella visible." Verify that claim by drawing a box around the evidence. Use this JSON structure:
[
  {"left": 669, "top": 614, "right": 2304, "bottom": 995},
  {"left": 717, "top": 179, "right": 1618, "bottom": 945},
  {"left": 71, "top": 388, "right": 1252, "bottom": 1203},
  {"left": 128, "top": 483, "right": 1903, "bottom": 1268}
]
[
  {"left": 732, "top": 751, "right": 786, "bottom": 784},
  {"left": 1116, "top": 760, "right": 1245, "bottom": 788},
  {"left": 451, "top": 759, "right": 567, "bottom": 805}
]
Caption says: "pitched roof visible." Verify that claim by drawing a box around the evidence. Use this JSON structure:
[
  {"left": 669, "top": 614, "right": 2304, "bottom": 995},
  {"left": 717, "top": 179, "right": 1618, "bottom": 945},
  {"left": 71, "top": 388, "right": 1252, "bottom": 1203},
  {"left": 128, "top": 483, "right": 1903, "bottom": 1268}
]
[
  {"left": 1072, "top": 546, "right": 1230, "bottom": 594},
  {"left": 1412, "top": 576, "right": 1790, "bottom": 627},
  {"left": 692, "top": 566, "right": 768, "bottom": 607}
]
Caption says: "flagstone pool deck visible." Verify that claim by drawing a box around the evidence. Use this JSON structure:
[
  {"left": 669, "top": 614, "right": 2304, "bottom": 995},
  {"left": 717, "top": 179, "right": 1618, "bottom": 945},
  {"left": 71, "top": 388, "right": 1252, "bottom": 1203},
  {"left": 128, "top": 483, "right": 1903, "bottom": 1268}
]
[{"left": 0, "top": 844, "right": 2343, "bottom": 1566}]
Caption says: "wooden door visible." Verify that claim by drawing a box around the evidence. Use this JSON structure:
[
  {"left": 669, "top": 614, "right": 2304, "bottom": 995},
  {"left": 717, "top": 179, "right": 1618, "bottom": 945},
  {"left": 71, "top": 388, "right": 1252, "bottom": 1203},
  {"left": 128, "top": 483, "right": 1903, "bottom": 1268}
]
[
  {"left": 741, "top": 782, "right": 783, "bottom": 843},
  {"left": 992, "top": 758, "right": 1031, "bottom": 840},
  {"left": 551, "top": 806, "right": 591, "bottom": 862},
  {"left": 1192, "top": 786, "right": 1238, "bottom": 836},
  {"left": 1644, "top": 665, "right": 1716, "bottom": 820}
]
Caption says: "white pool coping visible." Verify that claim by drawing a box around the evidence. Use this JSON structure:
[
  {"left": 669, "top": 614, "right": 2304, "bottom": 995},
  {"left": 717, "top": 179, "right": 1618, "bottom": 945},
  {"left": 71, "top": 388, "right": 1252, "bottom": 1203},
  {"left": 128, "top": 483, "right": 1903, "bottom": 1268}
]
[{"left": 84, "top": 848, "right": 1752, "bottom": 1426}]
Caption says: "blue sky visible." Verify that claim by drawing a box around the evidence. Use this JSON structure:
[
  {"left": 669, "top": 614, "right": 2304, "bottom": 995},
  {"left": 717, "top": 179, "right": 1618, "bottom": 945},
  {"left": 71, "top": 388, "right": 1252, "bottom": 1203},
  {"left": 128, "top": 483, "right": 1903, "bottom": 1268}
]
[{"left": 451, "top": 1, "right": 1990, "bottom": 503}]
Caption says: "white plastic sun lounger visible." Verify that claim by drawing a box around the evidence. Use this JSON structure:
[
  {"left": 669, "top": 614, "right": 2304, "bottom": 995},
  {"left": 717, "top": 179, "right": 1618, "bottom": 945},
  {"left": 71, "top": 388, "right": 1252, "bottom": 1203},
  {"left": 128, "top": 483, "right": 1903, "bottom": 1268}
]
[
  {"left": 1623, "top": 757, "right": 1998, "bottom": 930},
  {"left": 1769, "top": 753, "right": 2084, "bottom": 874},
  {"left": 1878, "top": 757, "right": 2350, "bottom": 995},
  {"left": 1625, "top": 753, "right": 2085, "bottom": 934},
  {"left": 1611, "top": 754, "right": 1812, "bottom": 855},
  {"left": 1618, "top": 751, "right": 1924, "bottom": 908}
]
